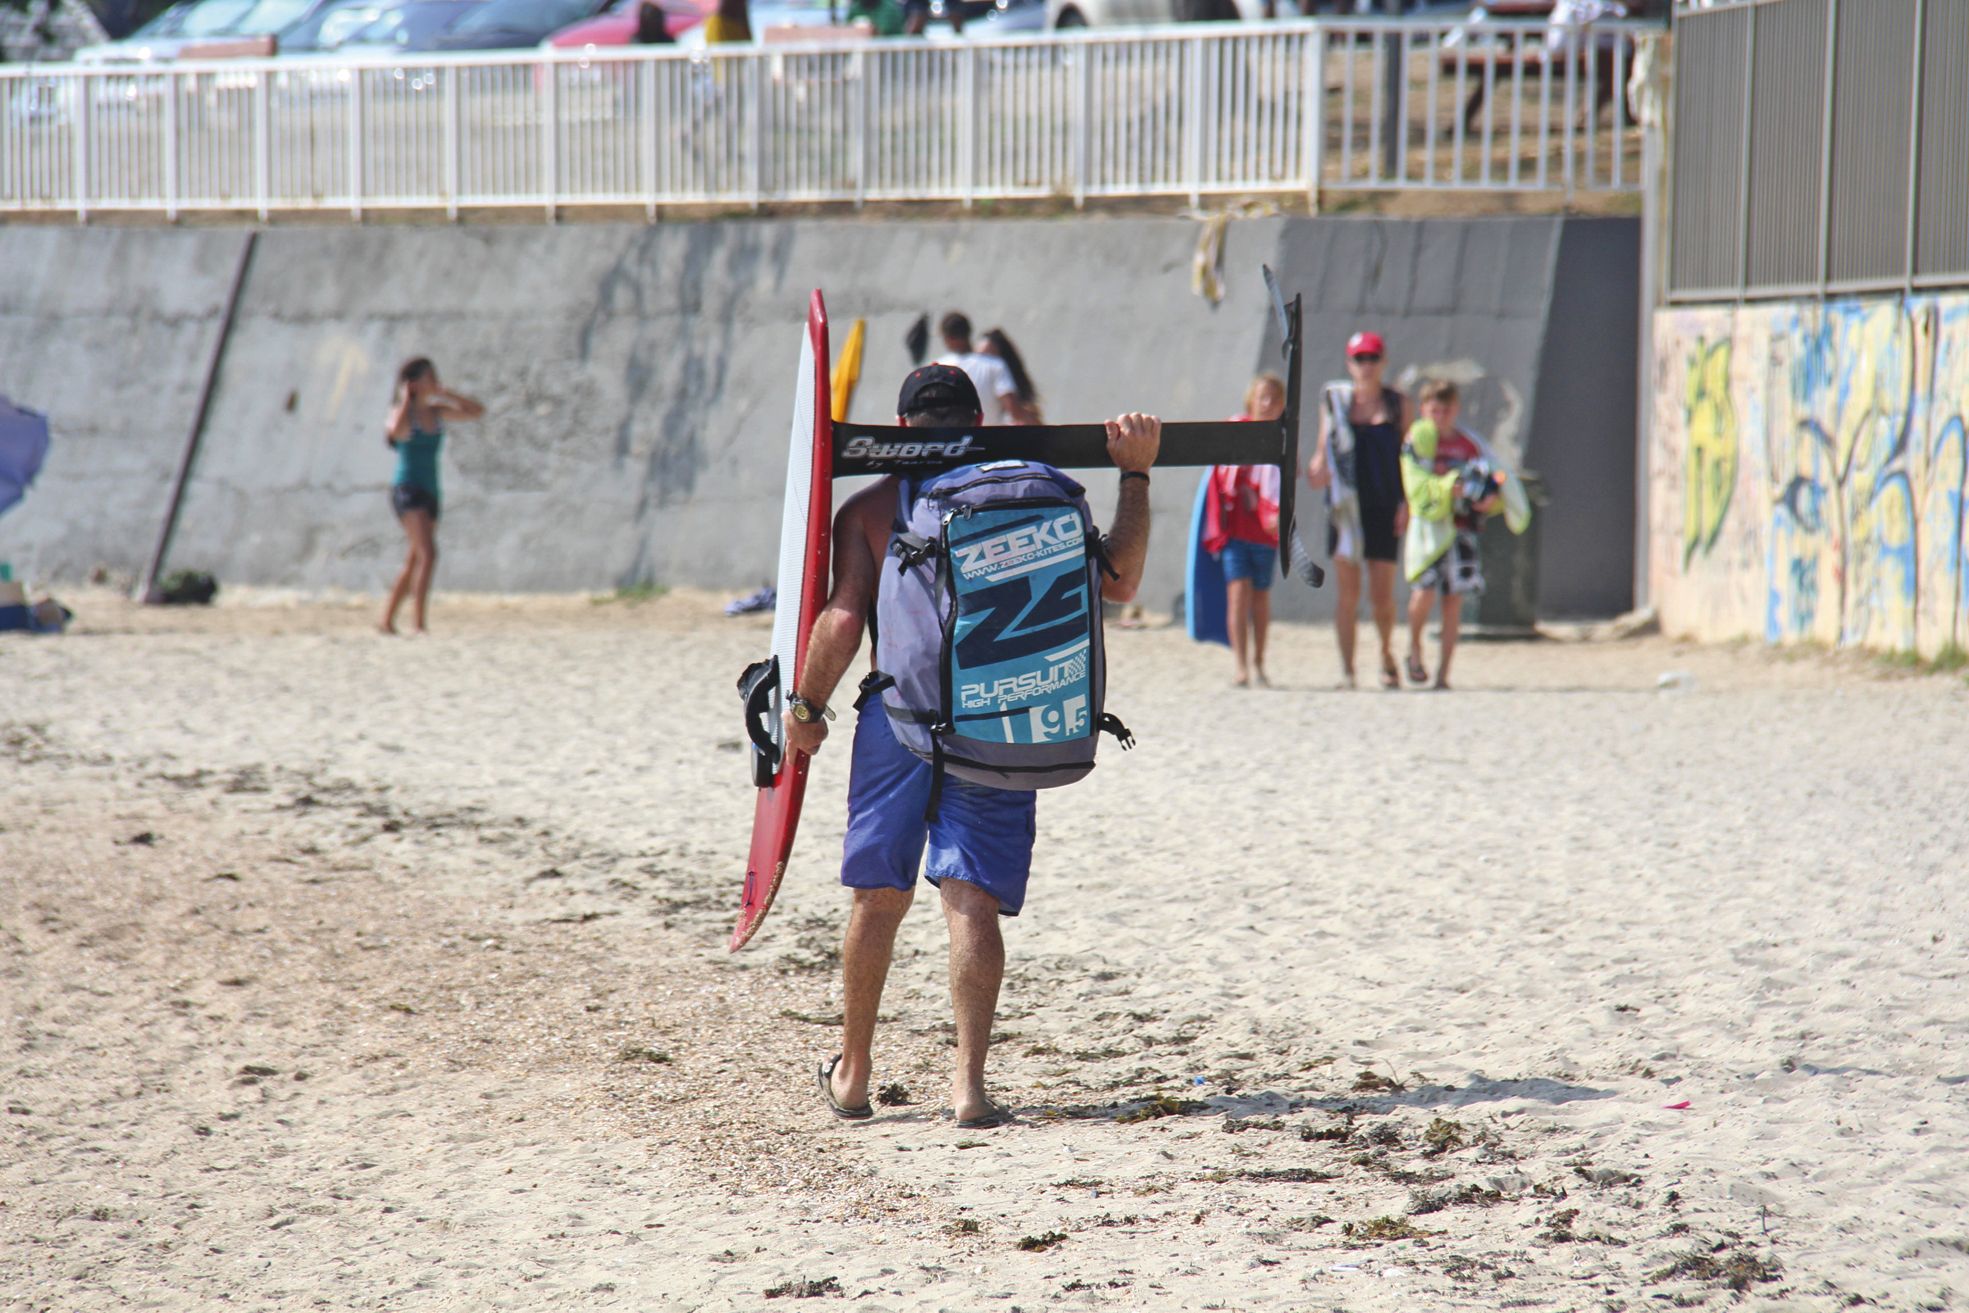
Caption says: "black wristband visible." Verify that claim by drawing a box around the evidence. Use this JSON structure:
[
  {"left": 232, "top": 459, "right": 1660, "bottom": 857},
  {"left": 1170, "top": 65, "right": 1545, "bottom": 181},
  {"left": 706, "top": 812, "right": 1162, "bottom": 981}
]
[{"left": 1120, "top": 471, "right": 1150, "bottom": 485}]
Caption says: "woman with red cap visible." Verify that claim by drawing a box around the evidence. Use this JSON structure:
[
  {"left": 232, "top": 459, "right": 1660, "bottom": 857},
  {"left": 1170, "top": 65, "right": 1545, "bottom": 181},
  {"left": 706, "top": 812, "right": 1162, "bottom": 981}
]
[{"left": 1307, "top": 331, "right": 1410, "bottom": 688}]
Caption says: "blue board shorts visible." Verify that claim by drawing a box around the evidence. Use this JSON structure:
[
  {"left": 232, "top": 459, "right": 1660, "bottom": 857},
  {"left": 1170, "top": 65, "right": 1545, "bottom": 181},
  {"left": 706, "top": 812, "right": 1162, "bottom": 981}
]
[
  {"left": 841, "top": 706, "right": 1037, "bottom": 916},
  {"left": 1219, "top": 538, "right": 1277, "bottom": 590}
]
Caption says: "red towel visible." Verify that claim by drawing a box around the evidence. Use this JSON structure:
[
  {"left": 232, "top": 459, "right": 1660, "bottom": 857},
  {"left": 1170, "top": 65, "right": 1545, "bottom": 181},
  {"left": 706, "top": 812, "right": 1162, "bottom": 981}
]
[{"left": 1203, "top": 418, "right": 1281, "bottom": 555}]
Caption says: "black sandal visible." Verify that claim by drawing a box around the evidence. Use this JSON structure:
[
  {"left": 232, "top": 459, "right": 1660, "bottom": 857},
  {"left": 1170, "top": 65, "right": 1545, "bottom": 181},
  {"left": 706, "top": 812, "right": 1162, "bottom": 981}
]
[
  {"left": 956, "top": 1100, "right": 1015, "bottom": 1130},
  {"left": 817, "top": 1055, "right": 873, "bottom": 1121}
]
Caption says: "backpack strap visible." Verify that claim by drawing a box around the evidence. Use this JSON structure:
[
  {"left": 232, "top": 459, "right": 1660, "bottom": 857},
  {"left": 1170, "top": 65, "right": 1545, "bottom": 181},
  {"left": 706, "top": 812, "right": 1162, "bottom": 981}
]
[
  {"left": 852, "top": 670, "right": 895, "bottom": 712},
  {"left": 1090, "top": 531, "right": 1121, "bottom": 583},
  {"left": 1098, "top": 712, "right": 1136, "bottom": 750}
]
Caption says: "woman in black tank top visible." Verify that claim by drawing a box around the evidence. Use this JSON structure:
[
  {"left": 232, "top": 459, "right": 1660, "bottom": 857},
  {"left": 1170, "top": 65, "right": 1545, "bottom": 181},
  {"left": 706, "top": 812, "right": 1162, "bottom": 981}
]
[{"left": 1308, "top": 333, "right": 1411, "bottom": 688}]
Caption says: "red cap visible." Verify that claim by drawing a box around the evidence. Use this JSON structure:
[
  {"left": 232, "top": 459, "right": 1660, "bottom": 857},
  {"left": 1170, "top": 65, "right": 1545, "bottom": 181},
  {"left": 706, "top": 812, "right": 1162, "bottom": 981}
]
[{"left": 1346, "top": 331, "right": 1385, "bottom": 358}]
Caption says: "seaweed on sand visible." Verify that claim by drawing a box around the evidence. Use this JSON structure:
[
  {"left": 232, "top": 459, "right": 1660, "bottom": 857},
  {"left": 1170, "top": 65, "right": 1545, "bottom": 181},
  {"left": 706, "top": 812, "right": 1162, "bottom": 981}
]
[
  {"left": 1115, "top": 1093, "right": 1207, "bottom": 1124},
  {"left": 763, "top": 1275, "right": 842, "bottom": 1299},
  {"left": 1341, "top": 1216, "right": 1442, "bottom": 1245},
  {"left": 1649, "top": 1246, "right": 1783, "bottom": 1292},
  {"left": 1421, "top": 1117, "right": 1467, "bottom": 1156}
]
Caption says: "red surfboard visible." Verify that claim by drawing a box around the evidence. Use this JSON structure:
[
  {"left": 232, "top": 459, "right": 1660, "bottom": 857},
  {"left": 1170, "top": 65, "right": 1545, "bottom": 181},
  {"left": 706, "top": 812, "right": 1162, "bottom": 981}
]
[{"left": 732, "top": 292, "right": 833, "bottom": 952}]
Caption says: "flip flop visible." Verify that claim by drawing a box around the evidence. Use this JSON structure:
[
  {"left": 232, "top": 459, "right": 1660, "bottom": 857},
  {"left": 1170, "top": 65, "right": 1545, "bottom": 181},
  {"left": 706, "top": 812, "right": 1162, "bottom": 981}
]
[
  {"left": 1380, "top": 657, "right": 1400, "bottom": 689},
  {"left": 817, "top": 1055, "right": 873, "bottom": 1121},
  {"left": 956, "top": 1100, "right": 1016, "bottom": 1130},
  {"left": 1406, "top": 653, "right": 1430, "bottom": 686}
]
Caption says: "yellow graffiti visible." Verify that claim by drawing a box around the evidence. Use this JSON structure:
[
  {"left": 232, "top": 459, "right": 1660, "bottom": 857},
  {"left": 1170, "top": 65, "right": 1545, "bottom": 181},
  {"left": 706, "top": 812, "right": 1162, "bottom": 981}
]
[
  {"left": 1682, "top": 338, "right": 1737, "bottom": 566},
  {"left": 316, "top": 335, "right": 373, "bottom": 425}
]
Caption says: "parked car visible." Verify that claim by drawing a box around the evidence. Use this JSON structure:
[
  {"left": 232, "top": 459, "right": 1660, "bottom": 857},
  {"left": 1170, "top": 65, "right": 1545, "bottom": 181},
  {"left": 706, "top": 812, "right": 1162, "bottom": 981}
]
[
  {"left": 542, "top": 0, "right": 711, "bottom": 51},
  {"left": 666, "top": 0, "right": 1022, "bottom": 45},
  {"left": 925, "top": 0, "right": 1045, "bottom": 36},
  {"left": 71, "top": 0, "right": 253, "bottom": 63},
  {"left": 277, "top": 0, "right": 401, "bottom": 50},
  {"left": 269, "top": 0, "right": 485, "bottom": 98},
  {"left": 429, "top": 0, "right": 612, "bottom": 49},
  {"left": 333, "top": 0, "right": 487, "bottom": 49}
]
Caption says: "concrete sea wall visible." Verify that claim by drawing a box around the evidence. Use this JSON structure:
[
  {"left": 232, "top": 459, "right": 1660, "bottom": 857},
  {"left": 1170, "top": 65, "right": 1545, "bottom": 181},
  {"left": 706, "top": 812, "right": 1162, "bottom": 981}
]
[
  {"left": 1650, "top": 293, "right": 1969, "bottom": 659},
  {"left": 1, "top": 215, "right": 1639, "bottom": 622}
]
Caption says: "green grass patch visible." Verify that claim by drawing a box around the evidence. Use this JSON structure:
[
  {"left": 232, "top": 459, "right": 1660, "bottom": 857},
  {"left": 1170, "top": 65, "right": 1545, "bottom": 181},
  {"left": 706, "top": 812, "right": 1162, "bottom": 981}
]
[
  {"left": 1873, "top": 642, "right": 1969, "bottom": 675},
  {"left": 595, "top": 582, "right": 669, "bottom": 605}
]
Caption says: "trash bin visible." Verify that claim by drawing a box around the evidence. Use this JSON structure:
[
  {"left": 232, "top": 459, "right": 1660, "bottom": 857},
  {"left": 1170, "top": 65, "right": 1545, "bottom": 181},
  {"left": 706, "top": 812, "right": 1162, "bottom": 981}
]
[{"left": 1470, "top": 469, "right": 1545, "bottom": 638}]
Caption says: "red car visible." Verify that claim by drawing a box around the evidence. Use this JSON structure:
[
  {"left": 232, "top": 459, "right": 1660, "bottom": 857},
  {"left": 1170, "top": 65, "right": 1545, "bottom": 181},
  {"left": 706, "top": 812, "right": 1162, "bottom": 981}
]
[{"left": 542, "top": 0, "right": 711, "bottom": 50}]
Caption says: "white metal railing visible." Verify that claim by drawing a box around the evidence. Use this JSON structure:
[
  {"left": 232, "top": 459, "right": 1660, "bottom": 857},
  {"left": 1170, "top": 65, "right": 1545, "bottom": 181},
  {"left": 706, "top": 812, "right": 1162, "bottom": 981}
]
[{"left": 0, "top": 18, "right": 1653, "bottom": 219}]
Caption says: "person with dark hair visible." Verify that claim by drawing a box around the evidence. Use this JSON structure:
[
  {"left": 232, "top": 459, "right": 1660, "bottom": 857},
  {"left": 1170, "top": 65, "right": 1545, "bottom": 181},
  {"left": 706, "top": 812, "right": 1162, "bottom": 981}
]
[
  {"left": 1308, "top": 330, "right": 1410, "bottom": 688},
  {"left": 784, "top": 362, "right": 1161, "bottom": 1132},
  {"left": 379, "top": 357, "right": 484, "bottom": 636},
  {"left": 846, "top": 0, "right": 907, "bottom": 35},
  {"left": 979, "top": 328, "right": 1042, "bottom": 424},
  {"left": 935, "top": 311, "right": 1022, "bottom": 425},
  {"left": 634, "top": 0, "right": 674, "bottom": 42}
]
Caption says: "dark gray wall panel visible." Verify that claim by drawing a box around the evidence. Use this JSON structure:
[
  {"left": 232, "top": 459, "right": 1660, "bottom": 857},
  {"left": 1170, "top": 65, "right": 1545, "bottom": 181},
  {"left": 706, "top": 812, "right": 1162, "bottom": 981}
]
[{"left": 2, "top": 214, "right": 1639, "bottom": 624}]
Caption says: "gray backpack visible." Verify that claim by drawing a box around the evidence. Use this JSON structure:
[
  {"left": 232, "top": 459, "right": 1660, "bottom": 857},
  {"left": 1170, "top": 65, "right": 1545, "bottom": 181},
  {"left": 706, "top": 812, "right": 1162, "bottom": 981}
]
[{"left": 863, "top": 461, "right": 1133, "bottom": 808}]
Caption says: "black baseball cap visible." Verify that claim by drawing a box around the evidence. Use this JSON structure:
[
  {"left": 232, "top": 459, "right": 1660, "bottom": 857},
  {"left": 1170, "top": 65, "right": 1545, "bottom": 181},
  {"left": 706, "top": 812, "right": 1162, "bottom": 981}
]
[{"left": 897, "top": 364, "right": 982, "bottom": 419}]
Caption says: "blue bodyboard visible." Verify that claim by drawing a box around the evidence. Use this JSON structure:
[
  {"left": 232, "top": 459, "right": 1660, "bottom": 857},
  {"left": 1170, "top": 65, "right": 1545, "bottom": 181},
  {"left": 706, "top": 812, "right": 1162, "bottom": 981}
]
[{"left": 1186, "top": 472, "right": 1229, "bottom": 647}]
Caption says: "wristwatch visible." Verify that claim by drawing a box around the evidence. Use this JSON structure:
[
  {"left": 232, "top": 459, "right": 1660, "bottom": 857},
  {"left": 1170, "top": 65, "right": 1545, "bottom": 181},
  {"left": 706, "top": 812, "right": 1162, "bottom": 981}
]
[{"left": 787, "top": 692, "right": 834, "bottom": 723}]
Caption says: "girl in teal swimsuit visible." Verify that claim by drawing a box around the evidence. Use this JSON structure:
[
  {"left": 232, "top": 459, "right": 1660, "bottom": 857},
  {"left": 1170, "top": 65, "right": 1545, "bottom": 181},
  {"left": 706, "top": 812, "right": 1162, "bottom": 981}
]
[{"left": 380, "top": 357, "right": 485, "bottom": 635}]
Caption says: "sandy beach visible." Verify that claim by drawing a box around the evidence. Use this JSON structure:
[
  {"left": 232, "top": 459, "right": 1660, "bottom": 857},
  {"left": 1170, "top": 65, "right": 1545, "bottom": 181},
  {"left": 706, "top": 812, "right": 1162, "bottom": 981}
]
[{"left": 4, "top": 589, "right": 1967, "bottom": 1311}]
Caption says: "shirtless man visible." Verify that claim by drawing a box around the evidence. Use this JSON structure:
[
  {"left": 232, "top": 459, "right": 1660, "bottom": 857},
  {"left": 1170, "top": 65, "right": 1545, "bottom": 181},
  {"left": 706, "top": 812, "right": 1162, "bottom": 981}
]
[{"left": 783, "top": 363, "right": 1161, "bottom": 1128}]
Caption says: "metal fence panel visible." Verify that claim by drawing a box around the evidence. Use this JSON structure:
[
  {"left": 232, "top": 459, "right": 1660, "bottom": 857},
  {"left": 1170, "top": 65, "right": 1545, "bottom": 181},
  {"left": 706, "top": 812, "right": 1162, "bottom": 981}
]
[
  {"left": 268, "top": 65, "right": 350, "bottom": 208},
  {"left": 0, "top": 20, "right": 1652, "bottom": 220},
  {"left": 1310, "top": 19, "right": 1641, "bottom": 194},
  {"left": 1825, "top": 0, "right": 1916, "bottom": 288},
  {"left": 1668, "top": 0, "right": 1969, "bottom": 301},
  {"left": 1915, "top": 0, "right": 1969, "bottom": 281},
  {"left": 1743, "top": 0, "right": 1826, "bottom": 290},
  {"left": 975, "top": 43, "right": 1071, "bottom": 198},
  {"left": 1668, "top": 5, "right": 1749, "bottom": 295}
]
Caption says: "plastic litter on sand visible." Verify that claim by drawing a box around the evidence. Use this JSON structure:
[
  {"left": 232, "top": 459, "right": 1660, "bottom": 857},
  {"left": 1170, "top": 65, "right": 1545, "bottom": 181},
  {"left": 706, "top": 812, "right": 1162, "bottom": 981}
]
[{"left": 725, "top": 585, "right": 776, "bottom": 617}]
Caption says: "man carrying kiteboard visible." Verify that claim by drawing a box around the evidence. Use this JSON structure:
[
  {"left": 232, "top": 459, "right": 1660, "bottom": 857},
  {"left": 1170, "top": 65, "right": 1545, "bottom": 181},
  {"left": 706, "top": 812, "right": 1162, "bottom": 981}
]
[{"left": 781, "top": 363, "right": 1162, "bottom": 1130}]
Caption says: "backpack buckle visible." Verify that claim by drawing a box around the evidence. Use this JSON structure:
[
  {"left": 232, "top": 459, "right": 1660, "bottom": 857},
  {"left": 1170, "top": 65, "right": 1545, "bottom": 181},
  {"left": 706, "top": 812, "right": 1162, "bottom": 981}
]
[
  {"left": 1097, "top": 713, "right": 1136, "bottom": 751},
  {"left": 890, "top": 533, "right": 939, "bottom": 573}
]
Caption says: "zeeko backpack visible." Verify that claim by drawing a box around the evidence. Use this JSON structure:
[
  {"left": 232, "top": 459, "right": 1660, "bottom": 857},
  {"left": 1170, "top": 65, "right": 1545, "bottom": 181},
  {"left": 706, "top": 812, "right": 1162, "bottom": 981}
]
[{"left": 864, "top": 461, "right": 1133, "bottom": 808}]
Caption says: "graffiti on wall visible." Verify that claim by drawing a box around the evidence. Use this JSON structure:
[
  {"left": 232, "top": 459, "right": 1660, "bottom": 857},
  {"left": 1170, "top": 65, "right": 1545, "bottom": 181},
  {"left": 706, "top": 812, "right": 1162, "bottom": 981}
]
[
  {"left": 1653, "top": 291, "right": 1969, "bottom": 658},
  {"left": 1682, "top": 337, "right": 1736, "bottom": 567}
]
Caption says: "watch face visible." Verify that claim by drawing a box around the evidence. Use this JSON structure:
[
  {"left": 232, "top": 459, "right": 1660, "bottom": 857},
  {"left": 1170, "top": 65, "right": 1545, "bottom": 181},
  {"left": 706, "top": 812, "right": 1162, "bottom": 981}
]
[{"left": 791, "top": 700, "right": 812, "bottom": 722}]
